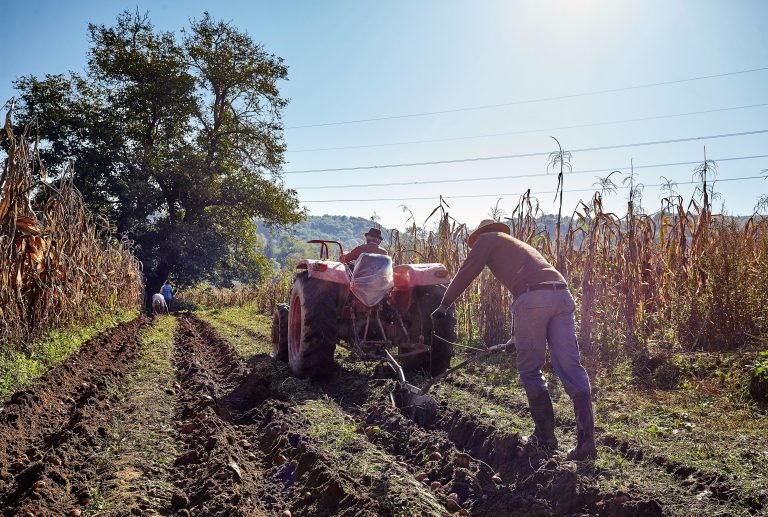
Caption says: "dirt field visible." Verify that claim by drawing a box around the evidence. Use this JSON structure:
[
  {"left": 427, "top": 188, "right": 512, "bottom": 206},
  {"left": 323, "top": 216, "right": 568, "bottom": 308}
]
[{"left": 0, "top": 310, "right": 765, "bottom": 516}]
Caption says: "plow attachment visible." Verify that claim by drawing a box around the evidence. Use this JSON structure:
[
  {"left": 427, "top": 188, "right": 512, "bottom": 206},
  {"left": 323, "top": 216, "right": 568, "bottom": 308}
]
[{"left": 389, "top": 334, "right": 510, "bottom": 426}]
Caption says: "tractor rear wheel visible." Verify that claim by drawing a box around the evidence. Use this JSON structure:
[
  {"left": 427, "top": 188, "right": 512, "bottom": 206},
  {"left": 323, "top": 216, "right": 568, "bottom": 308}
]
[
  {"left": 287, "top": 271, "right": 340, "bottom": 378},
  {"left": 271, "top": 303, "right": 289, "bottom": 361},
  {"left": 400, "top": 285, "right": 456, "bottom": 376}
]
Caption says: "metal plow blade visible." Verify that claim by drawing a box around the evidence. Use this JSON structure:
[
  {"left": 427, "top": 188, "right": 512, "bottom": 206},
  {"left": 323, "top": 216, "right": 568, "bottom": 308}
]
[
  {"left": 390, "top": 382, "right": 438, "bottom": 427},
  {"left": 381, "top": 348, "right": 438, "bottom": 426},
  {"left": 389, "top": 341, "right": 510, "bottom": 426}
]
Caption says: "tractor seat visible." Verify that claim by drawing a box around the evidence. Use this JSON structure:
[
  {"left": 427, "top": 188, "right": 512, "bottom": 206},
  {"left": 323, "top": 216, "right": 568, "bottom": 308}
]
[{"left": 350, "top": 253, "right": 394, "bottom": 307}]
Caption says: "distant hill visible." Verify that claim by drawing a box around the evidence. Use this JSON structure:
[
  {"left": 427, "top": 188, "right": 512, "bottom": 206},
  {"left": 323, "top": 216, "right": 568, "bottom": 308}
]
[
  {"left": 287, "top": 214, "right": 379, "bottom": 247},
  {"left": 257, "top": 211, "right": 754, "bottom": 270},
  {"left": 256, "top": 214, "right": 380, "bottom": 269},
  {"left": 256, "top": 213, "right": 572, "bottom": 269}
]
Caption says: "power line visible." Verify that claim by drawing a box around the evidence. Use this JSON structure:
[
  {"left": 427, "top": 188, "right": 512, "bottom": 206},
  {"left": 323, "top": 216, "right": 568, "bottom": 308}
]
[
  {"left": 284, "top": 129, "right": 768, "bottom": 174},
  {"left": 293, "top": 154, "right": 768, "bottom": 190},
  {"left": 286, "top": 66, "right": 768, "bottom": 129},
  {"left": 302, "top": 174, "right": 767, "bottom": 203},
  {"left": 287, "top": 103, "right": 768, "bottom": 152}
]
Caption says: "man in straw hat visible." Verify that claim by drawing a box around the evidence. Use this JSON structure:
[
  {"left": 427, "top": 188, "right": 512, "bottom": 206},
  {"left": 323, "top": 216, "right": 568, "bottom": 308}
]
[
  {"left": 340, "top": 227, "right": 388, "bottom": 263},
  {"left": 431, "top": 219, "right": 596, "bottom": 461}
]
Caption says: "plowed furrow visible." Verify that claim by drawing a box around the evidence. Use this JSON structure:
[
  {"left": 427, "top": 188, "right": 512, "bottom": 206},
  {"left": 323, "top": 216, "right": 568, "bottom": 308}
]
[
  {"left": 171, "top": 316, "right": 270, "bottom": 516},
  {"left": 171, "top": 316, "right": 394, "bottom": 516},
  {"left": 0, "top": 316, "right": 149, "bottom": 515},
  {"left": 192, "top": 313, "right": 666, "bottom": 516},
  {"left": 310, "top": 354, "right": 601, "bottom": 516},
  {"left": 359, "top": 382, "right": 610, "bottom": 516}
]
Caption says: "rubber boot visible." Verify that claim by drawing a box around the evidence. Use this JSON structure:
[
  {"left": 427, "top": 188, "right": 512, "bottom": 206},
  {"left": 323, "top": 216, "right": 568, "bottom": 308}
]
[
  {"left": 566, "top": 391, "right": 597, "bottom": 461},
  {"left": 525, "top": 390, "right": 558, "bottom": 450}
]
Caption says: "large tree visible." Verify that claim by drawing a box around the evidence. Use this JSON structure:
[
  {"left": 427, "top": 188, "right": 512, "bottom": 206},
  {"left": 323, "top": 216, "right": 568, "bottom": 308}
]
[{"left": 13, "top": 10, "right": 302, "bottom": 298}]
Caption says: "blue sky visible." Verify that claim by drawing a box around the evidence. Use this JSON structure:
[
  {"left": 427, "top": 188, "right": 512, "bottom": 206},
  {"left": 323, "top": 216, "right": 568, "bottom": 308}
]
[{"left": 2, "top": 1, "right": 767, "bottom": 229}]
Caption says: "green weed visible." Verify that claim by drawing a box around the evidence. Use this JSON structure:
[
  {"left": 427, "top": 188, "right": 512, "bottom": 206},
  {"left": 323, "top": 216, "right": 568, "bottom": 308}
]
[
  {"left": 197, "top": 307, "right": 272, "bottom": 357},
  {"left": 0, "top": 308, "right": 138, "bottom": 401}
]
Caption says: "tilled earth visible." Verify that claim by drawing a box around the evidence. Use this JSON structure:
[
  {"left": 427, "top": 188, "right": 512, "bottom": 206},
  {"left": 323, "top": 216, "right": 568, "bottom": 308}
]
[
  {"left": 0, "top": 317, "right": 151, "bottom": 515},
  {"left": 0, "top": 313, "right": 764, "bottom": 516}
]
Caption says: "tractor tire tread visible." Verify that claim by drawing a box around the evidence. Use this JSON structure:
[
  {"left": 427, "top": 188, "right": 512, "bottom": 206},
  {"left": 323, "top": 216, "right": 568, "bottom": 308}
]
[{"left": 290, "top": 271, "right": 339, "bottom": 378}]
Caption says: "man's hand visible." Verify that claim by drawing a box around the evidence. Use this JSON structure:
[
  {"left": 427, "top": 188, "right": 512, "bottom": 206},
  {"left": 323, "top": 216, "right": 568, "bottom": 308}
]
[{"left": 431, "top": 304, "right": 449, "bottom": 323}]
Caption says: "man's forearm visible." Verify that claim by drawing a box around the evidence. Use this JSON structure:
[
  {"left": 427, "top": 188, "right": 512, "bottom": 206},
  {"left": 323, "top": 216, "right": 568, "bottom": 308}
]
[
  {"left": 441, "top": 275, "right": 471, "bottom": 307},
  {"left": 341, "top": 246, "right": 362, "bottom": 262},
  {"left": 440, "top": 252, "right": 486, "bottom": 307}
]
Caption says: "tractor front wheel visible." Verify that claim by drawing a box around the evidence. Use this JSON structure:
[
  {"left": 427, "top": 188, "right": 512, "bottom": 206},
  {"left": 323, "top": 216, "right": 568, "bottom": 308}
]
[
  {"left": 271, "top": 303, "right": 289, "bottom": 361},
  {"left": 287, "top": 272, "right": 340, "bottom": 378}
]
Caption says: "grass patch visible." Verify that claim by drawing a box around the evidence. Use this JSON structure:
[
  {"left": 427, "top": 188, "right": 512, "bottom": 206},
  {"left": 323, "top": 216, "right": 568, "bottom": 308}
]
[
  {"left": 304, "top": 398, "right": 365, "bottom": 456},
  {"left": 433, "top": 381, "right": 528, "bottom": 433},
  {"left": 590, "top": 355, "right": 768, "bottom": 512},
  {"left": 443, "top": 351, "right": 768, "bottom": 513},
  {"left": 0, "top": 308, "right": 139, "bottom": 402},
  {"left": 90, "top": 315, "right": 179, "bottom": 514},
  {"left": 296, "top": 396, "right": 445, "bottom": 517},
  {"left": 197, "top": 306, "right": 272, "bottom": 357}
]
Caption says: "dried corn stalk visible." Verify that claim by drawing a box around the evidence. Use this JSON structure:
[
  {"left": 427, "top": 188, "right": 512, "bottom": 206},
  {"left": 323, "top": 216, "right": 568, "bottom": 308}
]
[{"left": 1, "top": 112, "right": 142, "bottom": 349}]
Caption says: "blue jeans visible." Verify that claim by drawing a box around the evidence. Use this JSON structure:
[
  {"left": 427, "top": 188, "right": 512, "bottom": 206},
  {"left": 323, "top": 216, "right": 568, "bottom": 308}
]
[{"left": 512, "top": 288, "right": 591, "bottom": 398}]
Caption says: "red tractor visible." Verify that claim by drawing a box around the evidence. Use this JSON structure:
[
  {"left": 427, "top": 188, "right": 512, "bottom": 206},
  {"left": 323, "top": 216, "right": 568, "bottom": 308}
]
[{"left": 271, "top": 240, "right": 457, "bottom": 382}]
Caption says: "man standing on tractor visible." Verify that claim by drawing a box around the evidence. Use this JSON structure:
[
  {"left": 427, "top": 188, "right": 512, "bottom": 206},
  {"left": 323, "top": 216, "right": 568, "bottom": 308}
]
[
  {"left": 340, "top": 227, "right": 388, "bottom": 263},
  {"left": 431, "top": 219, "right": 596, "bottom": 461}
]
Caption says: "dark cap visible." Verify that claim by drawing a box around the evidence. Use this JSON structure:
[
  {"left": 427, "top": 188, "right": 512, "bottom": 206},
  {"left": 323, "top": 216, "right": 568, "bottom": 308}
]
[{"left": 364, "top": 227, "right": 383, "bottom": 240}]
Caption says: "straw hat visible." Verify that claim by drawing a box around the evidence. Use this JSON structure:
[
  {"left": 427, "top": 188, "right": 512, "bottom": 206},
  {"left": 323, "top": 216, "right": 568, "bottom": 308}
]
[{"left": 467, "top": 219, "right": 510, "bottom": 248}]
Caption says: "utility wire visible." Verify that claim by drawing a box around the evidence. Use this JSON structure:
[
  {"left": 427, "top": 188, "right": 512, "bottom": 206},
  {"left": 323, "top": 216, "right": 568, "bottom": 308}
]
[
  {"left": 286, "top": 66, "right": 768, "bottom": 129},
  {"left": 293, "top": 154, "right": 768, "bottom": 190},
  {"left": 284, "top": 129, "right": 768, "bottom": 174},
  {"left": 288, "top": 103, "right": 768, "bottom": 152},
  {"left": 302, "top": 174, "right": 767, "bottom": 203}
]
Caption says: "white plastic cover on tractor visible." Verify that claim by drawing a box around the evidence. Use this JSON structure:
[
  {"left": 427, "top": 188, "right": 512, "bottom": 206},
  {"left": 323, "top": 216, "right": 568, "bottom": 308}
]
[{"left": 350, "top": 253, "right": 394, "bottom": 307}]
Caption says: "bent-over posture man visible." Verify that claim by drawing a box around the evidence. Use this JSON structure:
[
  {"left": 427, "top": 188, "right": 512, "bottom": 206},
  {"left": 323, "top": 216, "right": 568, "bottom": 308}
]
[
  {"left": 431, "top": 219, "right": 596, "bottom": 460},
  {"left": 151, "top": 293, "right": 168, "bottom": 315},
  {"left": 340, "top": 227, "right": 388, "bottom": 263}
]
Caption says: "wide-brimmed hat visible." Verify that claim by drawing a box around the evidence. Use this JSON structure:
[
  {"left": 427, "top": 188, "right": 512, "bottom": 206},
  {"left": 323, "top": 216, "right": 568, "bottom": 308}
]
[
  {"left": 364, "top": 227, "right": 383, "bottom": 240},
  {"left": 467, "top": 219, "right": 510, "bottom": 248}
]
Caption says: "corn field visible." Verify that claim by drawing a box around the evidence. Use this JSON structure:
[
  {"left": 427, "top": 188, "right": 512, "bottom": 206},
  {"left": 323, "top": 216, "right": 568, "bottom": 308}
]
[
  {"left": 176, "top": 273, "right": 293, "bottom": 315},
  {"left": 0, "top": 113, "right": 143, "bottom": 350},
  {"left": 198, "top": 161, "right": 768, "bottom": 362},
  {"left": 388, "top": 184, "right": 768, "bottom": 361}
]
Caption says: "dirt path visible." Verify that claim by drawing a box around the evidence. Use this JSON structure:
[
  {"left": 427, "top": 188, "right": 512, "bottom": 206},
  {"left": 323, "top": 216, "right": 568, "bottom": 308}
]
[
  {"left": 1, "top": 310, "right": 763, "bottom": 516},
  {"left": 90, "top": 315, "right": 180, "bottom": 515},
  {"left": 170, "top": 315, "right": 395, "bottom": 516},
  {"left": 0, "top": 316, "right": 149, "bottom": 516}
]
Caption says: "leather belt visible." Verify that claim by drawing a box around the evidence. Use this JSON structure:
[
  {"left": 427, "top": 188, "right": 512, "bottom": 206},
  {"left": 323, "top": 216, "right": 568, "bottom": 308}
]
[{"left": 517, "top": 282, "right": 567, "bottom": 297}]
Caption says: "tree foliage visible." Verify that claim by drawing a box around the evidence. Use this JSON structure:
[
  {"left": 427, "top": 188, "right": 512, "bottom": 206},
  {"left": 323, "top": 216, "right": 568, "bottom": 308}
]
[{"left": 12, "top": 10, "right": 303, "bottom": 295}]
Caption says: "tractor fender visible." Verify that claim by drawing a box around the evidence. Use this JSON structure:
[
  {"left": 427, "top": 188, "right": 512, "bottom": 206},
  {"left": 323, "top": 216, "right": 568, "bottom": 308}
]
[
  {"left": 393, "top": 263, "right": 450, "bottom": 289},
  {"left": 391, "top": 263, "right": 451, "bottom": 313},
  {"left": 296, "top": 259, "right": 350, "bottom": 286}
]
